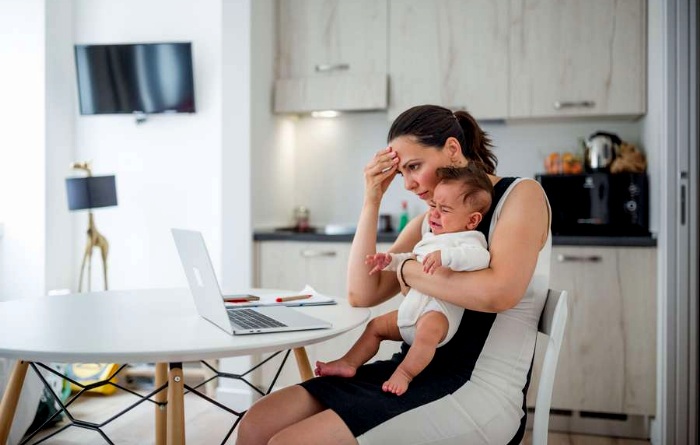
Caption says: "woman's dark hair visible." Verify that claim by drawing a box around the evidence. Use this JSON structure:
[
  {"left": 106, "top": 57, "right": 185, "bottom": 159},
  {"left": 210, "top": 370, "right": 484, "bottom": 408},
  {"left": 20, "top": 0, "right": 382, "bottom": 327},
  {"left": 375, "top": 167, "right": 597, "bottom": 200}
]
[
  {"left": 435, "top": 163, "right": 494, "bottom": 215},
  {"left": 387, "top": 105, "right": 497, "bottom": 174}
]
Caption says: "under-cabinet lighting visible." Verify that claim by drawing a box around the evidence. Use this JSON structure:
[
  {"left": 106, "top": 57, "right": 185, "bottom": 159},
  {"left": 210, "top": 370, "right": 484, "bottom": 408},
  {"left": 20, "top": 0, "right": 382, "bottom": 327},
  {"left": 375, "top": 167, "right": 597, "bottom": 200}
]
[{"left": 310, "top": 110, "right": 340, "bottom": 118}]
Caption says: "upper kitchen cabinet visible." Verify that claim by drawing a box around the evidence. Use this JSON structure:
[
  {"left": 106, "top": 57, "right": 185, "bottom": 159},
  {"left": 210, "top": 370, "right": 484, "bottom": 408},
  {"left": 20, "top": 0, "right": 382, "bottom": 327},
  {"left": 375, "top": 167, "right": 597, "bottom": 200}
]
[
  {"left": 274, "top": 0, "right": 388, "bottom": 114},
  {"left": 388, "top": 0, "right": 510, "bottom": 121},
  {"left": 509, "top": 0, "right": 646, "bottom": 119}
]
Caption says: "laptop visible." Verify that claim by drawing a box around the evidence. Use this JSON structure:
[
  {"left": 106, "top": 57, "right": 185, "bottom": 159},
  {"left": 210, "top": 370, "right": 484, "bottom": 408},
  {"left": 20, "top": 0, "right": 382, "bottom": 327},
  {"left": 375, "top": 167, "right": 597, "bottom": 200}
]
[{"left": 172, "top": 228, "right": 332, "bottom": 335}]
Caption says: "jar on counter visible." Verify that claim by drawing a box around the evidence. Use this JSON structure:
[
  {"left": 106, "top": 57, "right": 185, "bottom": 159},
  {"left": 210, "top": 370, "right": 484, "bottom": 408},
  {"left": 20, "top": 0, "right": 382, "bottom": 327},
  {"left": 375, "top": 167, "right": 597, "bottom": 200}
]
[{"left": 293, "top": 206, "right": 310, "bottom": 232}]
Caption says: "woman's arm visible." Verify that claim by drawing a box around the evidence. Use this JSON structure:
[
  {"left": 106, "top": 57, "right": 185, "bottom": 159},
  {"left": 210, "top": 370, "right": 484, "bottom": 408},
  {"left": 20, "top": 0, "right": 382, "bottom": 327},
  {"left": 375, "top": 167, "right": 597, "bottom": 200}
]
[
  {"left": 347, "top": 146, "right": 425, "bottom": 307},
  {"left": 347, "top": 209, "right": 423, "bottom": 307},
  {"left": 398, "top": 180, "right": 549, "bottom": 313}
]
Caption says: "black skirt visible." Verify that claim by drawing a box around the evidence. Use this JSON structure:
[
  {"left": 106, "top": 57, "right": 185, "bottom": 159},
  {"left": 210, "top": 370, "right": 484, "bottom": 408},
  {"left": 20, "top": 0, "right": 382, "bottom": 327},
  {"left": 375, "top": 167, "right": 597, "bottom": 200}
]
[{"left": 299, "top": 308, "right": 496, "bottom": 436}]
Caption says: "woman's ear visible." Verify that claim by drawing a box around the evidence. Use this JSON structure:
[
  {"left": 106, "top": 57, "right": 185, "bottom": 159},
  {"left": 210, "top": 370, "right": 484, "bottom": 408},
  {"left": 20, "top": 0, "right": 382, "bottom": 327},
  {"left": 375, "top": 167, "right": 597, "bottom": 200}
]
[
  {"left": 444, "top": 137, "right": 462, "bottom": 162},
  {"left": 465, "top": 212, "right": 483, "bottom": 230}
]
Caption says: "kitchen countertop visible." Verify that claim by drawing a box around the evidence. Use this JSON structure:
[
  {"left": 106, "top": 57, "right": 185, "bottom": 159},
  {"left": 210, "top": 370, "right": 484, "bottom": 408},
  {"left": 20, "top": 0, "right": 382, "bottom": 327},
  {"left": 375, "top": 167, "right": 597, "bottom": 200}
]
[{"left": 253, "top": 230, "right": 657, "bottom": 247}]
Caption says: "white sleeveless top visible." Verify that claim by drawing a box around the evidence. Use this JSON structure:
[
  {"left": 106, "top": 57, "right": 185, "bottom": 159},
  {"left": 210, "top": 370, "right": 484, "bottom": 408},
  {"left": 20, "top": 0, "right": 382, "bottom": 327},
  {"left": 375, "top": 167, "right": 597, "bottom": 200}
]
[{"left": 359, "top": 177, "right": 552, "bottom": 445}]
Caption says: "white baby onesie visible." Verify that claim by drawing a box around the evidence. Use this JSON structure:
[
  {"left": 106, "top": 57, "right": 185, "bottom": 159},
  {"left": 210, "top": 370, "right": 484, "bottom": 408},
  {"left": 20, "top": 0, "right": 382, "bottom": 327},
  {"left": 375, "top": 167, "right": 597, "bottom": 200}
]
[{"left": 385, "top": 230, "right": 489, "bottom": 347}]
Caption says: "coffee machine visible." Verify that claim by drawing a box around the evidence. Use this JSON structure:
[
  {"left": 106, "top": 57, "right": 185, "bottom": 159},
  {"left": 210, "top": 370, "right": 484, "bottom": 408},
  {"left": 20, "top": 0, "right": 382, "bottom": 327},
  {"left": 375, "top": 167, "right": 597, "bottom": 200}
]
[{"left": 536, "top": 172, "right": 649, "bottom": 237}]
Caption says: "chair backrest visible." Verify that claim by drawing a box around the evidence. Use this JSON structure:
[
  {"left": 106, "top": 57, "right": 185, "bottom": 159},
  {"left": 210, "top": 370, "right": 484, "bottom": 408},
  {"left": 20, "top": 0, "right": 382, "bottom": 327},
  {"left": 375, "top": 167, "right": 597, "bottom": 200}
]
[{"left": 531, "top": 289, "right": 569, "bottom": 445}]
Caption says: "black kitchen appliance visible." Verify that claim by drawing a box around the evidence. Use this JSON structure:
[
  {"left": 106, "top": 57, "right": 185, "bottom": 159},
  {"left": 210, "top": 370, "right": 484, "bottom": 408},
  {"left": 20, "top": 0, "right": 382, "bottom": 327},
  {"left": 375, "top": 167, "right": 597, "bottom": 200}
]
[{"left": 536, "top": 173, "right": 649, "bottom": 237}]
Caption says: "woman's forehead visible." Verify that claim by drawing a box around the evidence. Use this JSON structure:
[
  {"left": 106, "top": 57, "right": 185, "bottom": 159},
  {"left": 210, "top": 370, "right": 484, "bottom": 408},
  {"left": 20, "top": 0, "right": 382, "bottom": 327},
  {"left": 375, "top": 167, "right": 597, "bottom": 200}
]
[{"left": 390, "top": 135, "right": 441, "bottom": 156}]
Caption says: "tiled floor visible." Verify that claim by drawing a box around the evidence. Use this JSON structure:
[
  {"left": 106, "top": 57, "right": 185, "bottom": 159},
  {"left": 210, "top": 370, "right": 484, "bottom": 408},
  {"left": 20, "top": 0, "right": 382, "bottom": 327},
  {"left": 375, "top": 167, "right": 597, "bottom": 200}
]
[{"left": 27, "top": 390, "right": 652, "bottom": 444}]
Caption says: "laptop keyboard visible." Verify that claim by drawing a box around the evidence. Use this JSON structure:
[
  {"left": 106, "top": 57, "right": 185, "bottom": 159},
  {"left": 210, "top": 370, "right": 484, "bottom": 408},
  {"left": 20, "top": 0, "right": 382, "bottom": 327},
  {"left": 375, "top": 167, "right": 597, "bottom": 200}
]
[{"left": 228, "top": 308, "right": 287, "bottom": 330}]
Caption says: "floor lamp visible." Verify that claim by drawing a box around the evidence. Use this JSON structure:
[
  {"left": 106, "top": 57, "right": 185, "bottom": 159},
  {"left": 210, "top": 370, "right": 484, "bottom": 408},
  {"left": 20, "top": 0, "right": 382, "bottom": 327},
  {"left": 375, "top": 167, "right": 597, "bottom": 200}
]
[{"left": 65, "top": 161, "right": 118, "bottom": 292}]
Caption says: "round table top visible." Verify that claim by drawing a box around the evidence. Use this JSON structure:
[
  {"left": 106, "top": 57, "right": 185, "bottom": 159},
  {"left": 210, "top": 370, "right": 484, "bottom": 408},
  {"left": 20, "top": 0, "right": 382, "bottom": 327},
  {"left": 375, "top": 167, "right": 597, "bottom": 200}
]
[{"left": 0, "top": 288, "right": 370, "bottom": 363}]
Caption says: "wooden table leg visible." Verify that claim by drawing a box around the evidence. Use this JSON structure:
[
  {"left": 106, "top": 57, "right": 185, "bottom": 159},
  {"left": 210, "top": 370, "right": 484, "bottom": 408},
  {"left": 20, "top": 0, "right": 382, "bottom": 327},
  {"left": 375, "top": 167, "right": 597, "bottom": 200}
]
[
  {"left": 166, "top": 363, "right": 185, "bottom": 445},
  {"left": 0, "top": 360, "right": 29, "bottom": 444},
  {"left": 293, "top": 348, "right": 313, "bottom": 382},
  {"left": 154, "top": 363, "right": 168, "bottom": 445}
]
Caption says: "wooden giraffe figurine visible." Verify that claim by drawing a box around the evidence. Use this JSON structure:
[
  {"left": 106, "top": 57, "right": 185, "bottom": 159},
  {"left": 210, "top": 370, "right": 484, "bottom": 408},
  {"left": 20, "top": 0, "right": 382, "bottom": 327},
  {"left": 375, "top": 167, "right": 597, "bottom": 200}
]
[
  {"left": 77, "top": 211, "right": 110, "bottom": 292},
  {"left": 72, "top": 161, "right": 110, "bottom": 291}
]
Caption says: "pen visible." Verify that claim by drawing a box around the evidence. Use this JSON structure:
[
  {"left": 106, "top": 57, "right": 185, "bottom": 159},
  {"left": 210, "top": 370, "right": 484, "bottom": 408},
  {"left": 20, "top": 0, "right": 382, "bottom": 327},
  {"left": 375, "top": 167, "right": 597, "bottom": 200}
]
[
  {"left": 276, "top": 294, "right": 312, "bottom": 303},
  {"left": 225, "top": 299, "right": 252, "bottom": 303}
]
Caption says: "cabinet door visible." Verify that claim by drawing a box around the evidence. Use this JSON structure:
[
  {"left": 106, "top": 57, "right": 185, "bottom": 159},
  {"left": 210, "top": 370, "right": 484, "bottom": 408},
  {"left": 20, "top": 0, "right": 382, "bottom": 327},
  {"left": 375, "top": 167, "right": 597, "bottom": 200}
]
[
  {"left": 509, "top": 0, "right": 646, "bottom": 119},
  {"left": 275, "top": 0, "right": 388, "bottom": 113},
  {"left": 527, "top": 247, "right": 656, "bottom": 415},
  {"left": 388, "top": 0, "right": 509, "bottom": 121},
  {"left": 256, "top": 241, "right": 307, "bottom": 291}
]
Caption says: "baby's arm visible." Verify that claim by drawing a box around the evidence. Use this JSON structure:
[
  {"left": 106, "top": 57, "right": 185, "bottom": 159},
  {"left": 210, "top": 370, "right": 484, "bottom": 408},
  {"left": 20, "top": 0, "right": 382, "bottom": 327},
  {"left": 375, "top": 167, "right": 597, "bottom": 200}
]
[
  {"left": 442, "top": 241, "right": 490, "bottom": 271},
  {"left": 422, "top": 251, "right": 442, "bottom": 275},
  {"left": 365, "top": 252, "right": 415, "bottom": 274}
]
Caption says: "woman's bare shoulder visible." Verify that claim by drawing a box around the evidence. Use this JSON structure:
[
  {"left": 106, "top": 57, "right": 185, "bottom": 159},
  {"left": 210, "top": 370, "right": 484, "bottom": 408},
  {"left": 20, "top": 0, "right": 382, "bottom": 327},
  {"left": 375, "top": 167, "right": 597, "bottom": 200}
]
[
  {"left": 494, "top": 178, "right": 549, "bottom": 247},
  {"left": 501, "top": 178, "right": 547, "bottom": 209}
]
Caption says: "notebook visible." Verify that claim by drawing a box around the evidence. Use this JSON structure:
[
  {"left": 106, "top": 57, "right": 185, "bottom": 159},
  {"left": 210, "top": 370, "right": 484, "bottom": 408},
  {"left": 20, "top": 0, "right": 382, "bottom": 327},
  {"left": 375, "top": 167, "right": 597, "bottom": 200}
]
[{"left": 171, "top": 228, "right": 332, "bottom": 335}]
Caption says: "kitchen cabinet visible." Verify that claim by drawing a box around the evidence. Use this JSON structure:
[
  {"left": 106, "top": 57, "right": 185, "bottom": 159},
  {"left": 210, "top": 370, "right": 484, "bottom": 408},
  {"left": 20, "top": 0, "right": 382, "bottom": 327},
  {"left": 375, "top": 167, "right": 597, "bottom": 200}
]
[
  {"left": 387, "top": 0, "right": 509, "bottom": 121},
  {"left": 509, "top": 0, "right": 646, "bottom": 119},
  {"left": 527, "top": 246, "right": 656, "bottom": 415},
  {"left": 254, "top": 241, "right": 402, "bottom": 388},
  {"left": 274, "top": 0, "right": 388, "bottom": 113}
]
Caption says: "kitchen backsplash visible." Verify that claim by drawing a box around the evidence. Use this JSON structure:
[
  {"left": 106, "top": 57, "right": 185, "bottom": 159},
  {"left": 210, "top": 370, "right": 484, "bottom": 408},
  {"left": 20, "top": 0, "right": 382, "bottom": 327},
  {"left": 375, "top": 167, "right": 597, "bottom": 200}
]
[{"left": 253, "top": 111, "right": 644, "bottom": 230}]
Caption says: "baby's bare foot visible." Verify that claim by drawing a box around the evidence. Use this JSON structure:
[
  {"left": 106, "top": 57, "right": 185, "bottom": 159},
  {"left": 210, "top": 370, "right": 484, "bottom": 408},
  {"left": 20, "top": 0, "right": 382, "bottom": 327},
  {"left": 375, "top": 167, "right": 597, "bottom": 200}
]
[
  {"left": 314, "top": 360, "right": 357, "bottom": 378},
  {"left": 382, "top": 368, "right": 412, "bottom": 396}
]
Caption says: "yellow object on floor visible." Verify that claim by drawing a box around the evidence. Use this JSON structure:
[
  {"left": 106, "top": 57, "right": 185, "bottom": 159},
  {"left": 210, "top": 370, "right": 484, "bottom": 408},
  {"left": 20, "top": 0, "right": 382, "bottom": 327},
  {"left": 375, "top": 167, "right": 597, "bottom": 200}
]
[{"left": 65, "top": 363, "right": 120, "bottom": 395}]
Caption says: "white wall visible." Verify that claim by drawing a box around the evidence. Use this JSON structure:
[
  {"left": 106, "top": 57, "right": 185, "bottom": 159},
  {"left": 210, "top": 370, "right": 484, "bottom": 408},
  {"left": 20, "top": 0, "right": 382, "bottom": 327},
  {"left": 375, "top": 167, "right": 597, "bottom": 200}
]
[
  {"left": 72, "top": 0, "right": 224, "bottom": 291},
  {"left": 262, "top": 114, "right": 646, "bottom": 231},
  {"left": 250, "top": 0, "right": 296, "bottom": 230},
  {"left": 0, "top": 0, "right": 46, "bottom": 301},
  {"left": 45, "top": 0, "right": 76, "bottom": 294}
]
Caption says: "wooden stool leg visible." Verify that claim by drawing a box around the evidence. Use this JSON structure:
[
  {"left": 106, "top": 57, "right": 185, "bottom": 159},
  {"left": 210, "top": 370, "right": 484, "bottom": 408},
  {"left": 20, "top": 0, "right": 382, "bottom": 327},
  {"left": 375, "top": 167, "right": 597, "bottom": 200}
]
[
  {"left": 154, "top": 363, "right": 168, "bottom": 445},
  {"left": 0, "top": 360, "right": 30, "bottom": 444},
  {"left": 166, "top": 363, "right": 185, "bottom": 445},
  {"left": 293, "top": 348, "right": 313, "bottom": 382}
]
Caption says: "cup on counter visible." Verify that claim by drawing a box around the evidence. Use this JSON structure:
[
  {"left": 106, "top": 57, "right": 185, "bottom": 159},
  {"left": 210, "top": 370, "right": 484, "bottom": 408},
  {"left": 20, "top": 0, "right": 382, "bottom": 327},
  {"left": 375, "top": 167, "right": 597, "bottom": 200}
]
[{"left": 378, "top": 214, "right": 394, "bottom": 233}]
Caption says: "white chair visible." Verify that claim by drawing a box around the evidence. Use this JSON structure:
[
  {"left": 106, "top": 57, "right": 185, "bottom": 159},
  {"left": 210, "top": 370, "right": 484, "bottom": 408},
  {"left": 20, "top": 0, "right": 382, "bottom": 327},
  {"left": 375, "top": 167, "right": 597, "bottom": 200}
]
[{"left": 530, "top": 289, "right": 569, "bottom": 445}]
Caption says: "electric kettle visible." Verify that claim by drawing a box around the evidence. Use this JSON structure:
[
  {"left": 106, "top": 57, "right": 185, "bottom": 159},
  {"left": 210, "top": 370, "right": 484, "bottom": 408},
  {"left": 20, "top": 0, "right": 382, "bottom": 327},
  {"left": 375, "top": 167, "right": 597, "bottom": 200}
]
[{"left": 584, "top": 131, "right": 621, "bottom": 172}]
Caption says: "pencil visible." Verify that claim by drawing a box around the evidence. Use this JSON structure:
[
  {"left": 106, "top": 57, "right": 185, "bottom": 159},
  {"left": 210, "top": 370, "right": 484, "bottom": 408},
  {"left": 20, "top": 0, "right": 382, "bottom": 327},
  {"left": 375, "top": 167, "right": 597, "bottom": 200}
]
[{"left": 275, "top": 294, "right": 312, "bottom": 303}]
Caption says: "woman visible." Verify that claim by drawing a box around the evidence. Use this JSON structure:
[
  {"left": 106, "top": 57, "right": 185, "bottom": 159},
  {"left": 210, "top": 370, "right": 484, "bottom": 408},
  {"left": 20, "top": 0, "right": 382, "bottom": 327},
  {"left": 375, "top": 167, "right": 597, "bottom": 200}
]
[{"left": 236, "top": 105, "right": 551, "bottom": 445}]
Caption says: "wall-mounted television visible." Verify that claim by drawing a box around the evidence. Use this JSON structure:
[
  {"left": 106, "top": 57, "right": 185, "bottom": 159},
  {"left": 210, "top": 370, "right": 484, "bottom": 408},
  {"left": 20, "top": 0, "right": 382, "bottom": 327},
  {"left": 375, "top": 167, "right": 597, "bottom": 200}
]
[{"left": 74, "top": 42, "right": 196, "bottom": 116}]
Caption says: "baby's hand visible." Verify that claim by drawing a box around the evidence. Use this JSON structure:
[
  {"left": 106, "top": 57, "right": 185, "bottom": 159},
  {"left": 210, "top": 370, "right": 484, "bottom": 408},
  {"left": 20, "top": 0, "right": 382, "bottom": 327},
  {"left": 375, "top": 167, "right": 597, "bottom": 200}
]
[
  {"left": 422, "top": 251, "right": 442, "bottom": 274},
  {"left": 365, "top": 253, "right": 393, "bottom": 275}
]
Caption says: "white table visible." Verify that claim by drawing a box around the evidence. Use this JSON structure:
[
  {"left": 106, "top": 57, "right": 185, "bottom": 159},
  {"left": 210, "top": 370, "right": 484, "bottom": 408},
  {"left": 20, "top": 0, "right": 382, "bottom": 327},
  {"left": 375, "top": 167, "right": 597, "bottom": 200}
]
[{"left": 0, "top": 288, "right": 370, "bottom": 444}]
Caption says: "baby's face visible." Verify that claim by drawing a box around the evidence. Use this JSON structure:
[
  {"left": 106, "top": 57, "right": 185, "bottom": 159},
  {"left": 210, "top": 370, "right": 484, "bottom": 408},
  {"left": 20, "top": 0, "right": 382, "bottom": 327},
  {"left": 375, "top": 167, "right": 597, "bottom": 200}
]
[{"left": 428, "top": 182, "right": 480, "bottom": 235}]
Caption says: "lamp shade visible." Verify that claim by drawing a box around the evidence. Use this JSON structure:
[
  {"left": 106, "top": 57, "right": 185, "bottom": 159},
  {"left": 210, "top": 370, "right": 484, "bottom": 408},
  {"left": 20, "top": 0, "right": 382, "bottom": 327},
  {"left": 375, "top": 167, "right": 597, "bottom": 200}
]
[{"left": 66, "top": 175, "right": 118, "bottom": 211}]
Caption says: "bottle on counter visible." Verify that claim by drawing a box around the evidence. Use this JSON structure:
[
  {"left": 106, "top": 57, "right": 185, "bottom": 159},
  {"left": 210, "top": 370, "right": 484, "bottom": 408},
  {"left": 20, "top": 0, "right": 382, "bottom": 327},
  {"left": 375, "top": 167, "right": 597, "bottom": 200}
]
[{"left": 398, "top": 201, "right": 409, "bottom": 232}]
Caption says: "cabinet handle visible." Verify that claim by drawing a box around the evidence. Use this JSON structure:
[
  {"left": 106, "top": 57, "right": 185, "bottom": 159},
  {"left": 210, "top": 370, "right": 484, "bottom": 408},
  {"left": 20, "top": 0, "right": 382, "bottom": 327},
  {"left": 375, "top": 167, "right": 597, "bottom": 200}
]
[
  {"left": 553, "top": 100, "right": 596, "bottom": 110},
  {"left": 300, "top": 249, "right": 337, "bottom": 258},
  {"left": 315, "top": 63, "right": 350, "bottom": 73},
  {"left": 557, "top": 254, "right": 602, "bottom": 263}
]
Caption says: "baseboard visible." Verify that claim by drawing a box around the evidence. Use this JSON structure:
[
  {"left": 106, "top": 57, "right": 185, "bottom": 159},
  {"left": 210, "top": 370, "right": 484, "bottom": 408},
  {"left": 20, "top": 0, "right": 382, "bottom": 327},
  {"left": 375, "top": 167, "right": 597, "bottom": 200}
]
[{"left": 525, "top": 408, "right": 652, "bottom": 439}]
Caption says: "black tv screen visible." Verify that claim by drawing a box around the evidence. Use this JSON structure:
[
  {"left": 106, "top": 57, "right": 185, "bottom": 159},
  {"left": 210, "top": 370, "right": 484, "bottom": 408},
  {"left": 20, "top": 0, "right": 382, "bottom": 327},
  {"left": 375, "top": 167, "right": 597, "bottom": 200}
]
[{"left": 74, "top": 42, "right": 195, "bottom": 115}]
